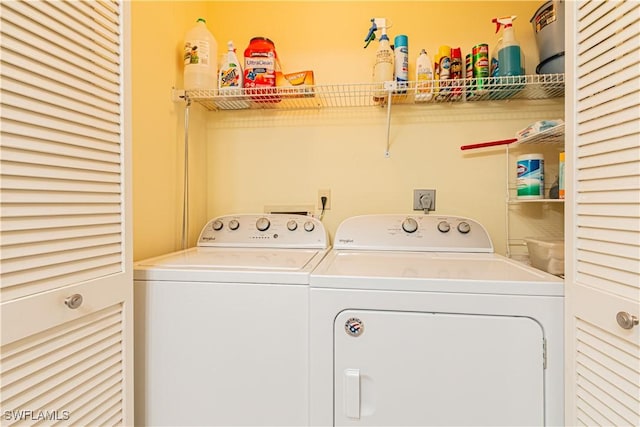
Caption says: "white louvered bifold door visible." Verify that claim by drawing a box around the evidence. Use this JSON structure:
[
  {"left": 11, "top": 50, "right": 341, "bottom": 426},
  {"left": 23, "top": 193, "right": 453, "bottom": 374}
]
[
  {"left": 0, "top": 1, "right": 133, "bottom": 425},
  {"left": 565, "top": 1, "right": 640, "bottom": 426}
]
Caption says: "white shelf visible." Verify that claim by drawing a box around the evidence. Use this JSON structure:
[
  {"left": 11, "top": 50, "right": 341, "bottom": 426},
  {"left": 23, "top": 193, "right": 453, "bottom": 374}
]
[
  {"left": 511, "top": 123, "right": 565, "bottom": 146},
  {"left": 185, "top": 74, "right": 565, "bottom": 111},
  {"left": 508, "top": 198, "right": 565, "bottom": 204},
  {"left": 505, "top": 121, "right": 565, "bottom": 258}
]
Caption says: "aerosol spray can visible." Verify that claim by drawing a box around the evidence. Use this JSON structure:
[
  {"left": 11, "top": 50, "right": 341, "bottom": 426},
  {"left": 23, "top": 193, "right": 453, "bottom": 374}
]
[
  {"left": 394, "top": 35, "right": 409, "bottom": 94},
  {"left": 472, "top": 43, "right": 490, "bottom": 94},
  {"left": 450, "top": 47, "right": 462, "bottom": 100}
]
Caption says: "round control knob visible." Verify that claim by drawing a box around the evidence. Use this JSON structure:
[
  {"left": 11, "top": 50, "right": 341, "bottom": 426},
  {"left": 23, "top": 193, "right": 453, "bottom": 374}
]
[
  {"left": 457, "top": 222, "right": 471, "bottom": 234},
  {"left": 228, "top": 219, "right": 240, "bottom": 230},
  {"left": 303, "top": 221, "right": 315, "bottom": 232},
  {"left": 402, "top": 218, "right": 418, "bottom": 233},
  {"left": 437, "top": 221, "right": 451, "bottom": 233},
  {"left": 287, "top": 220, "right": 298, "bottom": 231},
  {"left": 256, "top": 217, "right": 270, "bottom": 231},
  {"left": 212, "top": 220, "right": 223, "bottom": 231}
]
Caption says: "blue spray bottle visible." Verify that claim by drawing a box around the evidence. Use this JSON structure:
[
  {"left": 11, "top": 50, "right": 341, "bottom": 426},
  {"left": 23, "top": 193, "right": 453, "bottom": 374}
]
[{"left": 492, "top": 16, "right": 523, "bottom": 76}]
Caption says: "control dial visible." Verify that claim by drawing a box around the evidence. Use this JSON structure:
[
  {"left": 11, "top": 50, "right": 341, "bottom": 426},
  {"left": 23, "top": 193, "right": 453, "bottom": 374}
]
[
  {"left": 303, "top": 221, "right": 315, "bottom": 232},
  {"left": 402, "top": 218, "right": 418, "bottom": 233},
  {"left": 457, "top": 222, "right": 471, "bottom": 234},
  {"left": 212, "top": 220, "right": 223, "bottom": 231},
  {"left": 287, "top": 220, "right": 298, "bottom": 231},
  {"left": 437, "top": 221, "right": 451, "bottom": 233},
  {"left": 256, "top": 217, "right": 270, "bottom": 231},
  {"left": 228, "top": 219, "right": 240, "bottom": 230}
]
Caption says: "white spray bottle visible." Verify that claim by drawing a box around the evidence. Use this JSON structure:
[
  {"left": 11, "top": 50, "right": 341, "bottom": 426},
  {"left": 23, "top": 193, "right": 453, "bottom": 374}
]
[{"left": 364, "top": 18, "right": 394, "bottom": 102}]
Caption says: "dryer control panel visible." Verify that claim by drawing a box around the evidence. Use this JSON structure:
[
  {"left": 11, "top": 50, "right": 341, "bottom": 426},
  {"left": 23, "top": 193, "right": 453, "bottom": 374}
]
[
  {"left": 198, "top": 214, "right": 328, "bottom": 249},
  {"left": 333, "top": 214, "right": 493, "bottom": 252}
]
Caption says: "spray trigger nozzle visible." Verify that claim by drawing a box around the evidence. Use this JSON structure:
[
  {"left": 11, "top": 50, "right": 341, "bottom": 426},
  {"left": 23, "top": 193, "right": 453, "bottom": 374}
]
[
  {"left": 364, "top": 31, "right": 376, "bottom": 48},
  {"left": 492, "top": 15, "right": 517, "bottom": 33},
  {"left": 364, "top": 18, "right": 391, "bottom": 48}
]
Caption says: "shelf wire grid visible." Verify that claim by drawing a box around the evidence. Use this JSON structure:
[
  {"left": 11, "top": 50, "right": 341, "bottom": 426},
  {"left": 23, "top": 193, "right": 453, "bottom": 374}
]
[{"left": 185, "top": 73, "right": 565, "bottom": 111}]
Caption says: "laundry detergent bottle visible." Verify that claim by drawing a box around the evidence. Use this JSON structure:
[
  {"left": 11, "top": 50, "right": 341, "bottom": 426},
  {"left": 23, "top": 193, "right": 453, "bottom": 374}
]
[{"left": 492, "top": 16, "right": 522, "bottom": 76}]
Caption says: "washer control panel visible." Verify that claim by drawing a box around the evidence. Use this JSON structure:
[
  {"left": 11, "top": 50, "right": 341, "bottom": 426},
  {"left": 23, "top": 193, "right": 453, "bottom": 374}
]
[
  {"left": 198, "top": 214, "right": 327, "bottom": 248},
  {"left": 334, "top": 214, "right": 493, "bottom": 252}
]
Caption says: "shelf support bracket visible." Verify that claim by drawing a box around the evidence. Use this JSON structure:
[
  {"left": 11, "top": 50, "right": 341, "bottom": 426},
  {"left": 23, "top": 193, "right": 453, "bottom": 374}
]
[{"left": 383, "top": 81, "right": 396, "bottom": 158}]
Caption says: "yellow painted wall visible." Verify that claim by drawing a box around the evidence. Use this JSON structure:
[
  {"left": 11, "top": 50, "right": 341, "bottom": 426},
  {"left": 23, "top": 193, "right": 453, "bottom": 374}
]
[
  {"left": 132, "top": 1, "right": 564, "bottom": 259},
  {"left": 203, "top": 1, "right": 564, "bottom": 253},
  {"left": 132, "top": 1, "right": 211, "bottom": 261}
]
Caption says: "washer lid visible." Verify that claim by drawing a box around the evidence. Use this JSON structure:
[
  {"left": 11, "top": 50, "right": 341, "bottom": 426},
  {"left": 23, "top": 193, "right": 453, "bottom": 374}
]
[
  {"left": 310, "top": 251, "right": 563, "bottom": 296},
  {"left": 135, "top": 247, "right": 329, "bottom": 284}
]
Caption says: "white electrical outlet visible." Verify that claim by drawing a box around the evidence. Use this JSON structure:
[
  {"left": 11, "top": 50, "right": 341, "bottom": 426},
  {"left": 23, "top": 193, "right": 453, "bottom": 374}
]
[
  {"left": 413, "top": 189, "right": 436, "bottom": 212},
  {"left": 318, "top": 189, "right": 331, "bottom": 210}
]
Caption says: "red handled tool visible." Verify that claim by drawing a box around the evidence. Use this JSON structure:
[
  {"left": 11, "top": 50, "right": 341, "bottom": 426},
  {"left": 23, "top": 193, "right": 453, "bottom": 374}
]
[{"left": 460, "top": 138, "right": 517, "bottom": 150}]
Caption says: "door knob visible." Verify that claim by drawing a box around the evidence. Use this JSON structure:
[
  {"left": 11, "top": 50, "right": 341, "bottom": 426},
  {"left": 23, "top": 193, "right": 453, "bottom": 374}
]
[
  {"left": 616, "top": 311, "right": 639, "bottom": 330},
  {"left": 64, "top": 294, "right": 83, "bottom": 309}
]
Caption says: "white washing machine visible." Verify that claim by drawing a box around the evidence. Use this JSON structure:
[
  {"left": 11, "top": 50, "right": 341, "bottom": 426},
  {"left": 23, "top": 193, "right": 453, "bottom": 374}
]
[
  {"left": 134, "top": 214, "right": 329, "bottom": 427},
  {"left": 309, "top": 214, "right": 564, "bottom": 427}
]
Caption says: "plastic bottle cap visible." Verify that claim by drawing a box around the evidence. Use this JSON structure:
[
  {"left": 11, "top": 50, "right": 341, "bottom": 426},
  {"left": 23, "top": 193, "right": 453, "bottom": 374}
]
[{"left": 394, "top": 35, "right": 408, "bottom": 47}]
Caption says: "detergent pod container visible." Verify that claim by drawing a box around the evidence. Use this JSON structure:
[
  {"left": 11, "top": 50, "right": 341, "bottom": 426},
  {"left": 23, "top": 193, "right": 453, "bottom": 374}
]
[{"left": 244, "top": 37, "right": 280, "bottom": 103}]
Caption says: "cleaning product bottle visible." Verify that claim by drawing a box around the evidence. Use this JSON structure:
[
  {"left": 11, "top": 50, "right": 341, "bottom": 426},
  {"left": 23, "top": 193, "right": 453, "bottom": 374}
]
[
  {"left": 490, "top": 38, "right": 502, "bottom": 77},
  {"left": 364, "top": 18, "right": 394, "bottom": 102},
  {"left": 450, "top": 47, "right": 462, "bottom": 99},
  {"left": 218, "top": 40, "right": 249, "bottom": 109},
  {"left": 394, "top": 35, "right": 409, "bottom": 94},
  {"left": 415, "top": 49, "right": 433, "bottom": 102},
  {"left": 437, "top": 45, "right": 451, "bottom": 99},
  {"left": 183, "top": 18, "right": 218, "bottom": 90},
  {"left": 492, "top": 16, "right": 522, "bottom": 76},
  {"left": 219, "top": 41, "right": 243, "bottom": 92}
]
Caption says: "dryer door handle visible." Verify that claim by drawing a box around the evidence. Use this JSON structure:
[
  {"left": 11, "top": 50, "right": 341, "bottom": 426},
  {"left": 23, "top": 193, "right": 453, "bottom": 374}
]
[{"left": 344, "top": 368, "right": 361, "bottom": 419}]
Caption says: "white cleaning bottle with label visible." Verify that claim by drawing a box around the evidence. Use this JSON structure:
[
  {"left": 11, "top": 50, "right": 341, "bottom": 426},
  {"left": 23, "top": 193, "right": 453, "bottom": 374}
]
[
  {"left": 372, "top": 32, "right": 393, "bottom": 101},
  {"left": 183, "top": 18, "right": 218, "bottom": 90},
  {"left": 219, "top": 40, "right": 243, "bottom": 92},
  {"left": 415, "top": 49, "right": 433, "bottom": 102},
  {"left": 364, "top": 18, "right": 394, "bottom": 102}
]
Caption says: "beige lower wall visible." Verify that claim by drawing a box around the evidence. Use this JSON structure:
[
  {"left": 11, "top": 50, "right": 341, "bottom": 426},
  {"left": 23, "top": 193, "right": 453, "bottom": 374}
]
[{"left": 132, "top": 1, "right": 564, "bottom": 259}]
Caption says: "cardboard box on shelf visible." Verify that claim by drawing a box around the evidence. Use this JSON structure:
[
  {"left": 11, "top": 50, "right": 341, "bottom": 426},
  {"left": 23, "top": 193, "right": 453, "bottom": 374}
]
[{"left": 276, "top": 70, "right": 315, "bottom": 97}]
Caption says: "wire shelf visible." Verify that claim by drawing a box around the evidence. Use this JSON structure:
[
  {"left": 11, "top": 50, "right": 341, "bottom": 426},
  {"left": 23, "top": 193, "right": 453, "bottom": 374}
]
[
  {"left": 185, "top": 73, "right": 565, "bottom": 111},
  {"left": 513, "top": 123, "right": 565, "bottom": 146}
]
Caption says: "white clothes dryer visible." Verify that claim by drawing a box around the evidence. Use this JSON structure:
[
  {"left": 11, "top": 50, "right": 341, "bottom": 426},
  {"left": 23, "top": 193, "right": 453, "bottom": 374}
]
[
  {"left": 309, "top": 214, "right": 563, "bottom": 427},
  {"left": 134, "top": 214, "right": 329, "bottom": 427}
]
